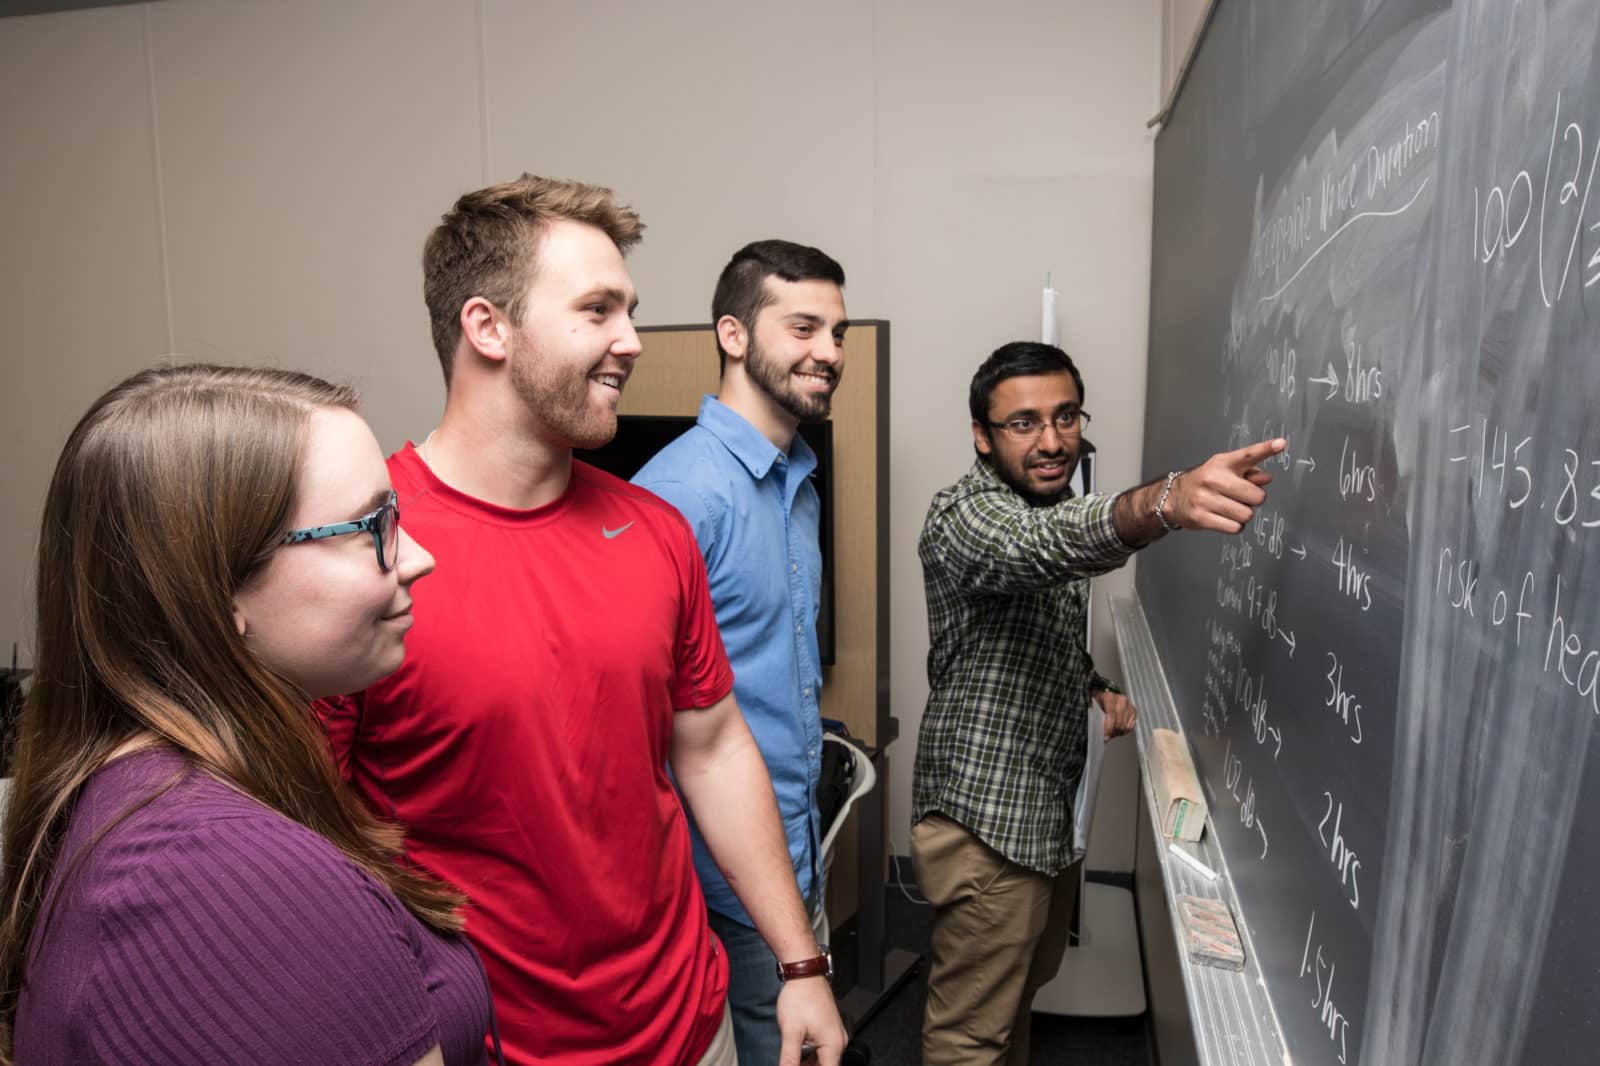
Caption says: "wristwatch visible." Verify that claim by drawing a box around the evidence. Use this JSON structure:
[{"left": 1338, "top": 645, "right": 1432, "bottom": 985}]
[
  {"left": 1090, "top": 677, "right": 1124, "bottom": 696},
  {"left": 776, "top": 946, "right": 833, "bottom": 982}
]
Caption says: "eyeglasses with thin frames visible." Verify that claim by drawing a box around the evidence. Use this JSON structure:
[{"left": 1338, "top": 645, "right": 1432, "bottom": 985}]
[
  {"left": 281, "top": 490, "right": 401, "bottom": 573},
  {"left": 986, "top": 407, "right": 1091, "bottom": 442}
]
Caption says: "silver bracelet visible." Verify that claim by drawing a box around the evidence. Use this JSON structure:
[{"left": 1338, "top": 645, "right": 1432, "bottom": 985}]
[{"left": 1155, "top": 470, "right": 1182, "bottom": 532}]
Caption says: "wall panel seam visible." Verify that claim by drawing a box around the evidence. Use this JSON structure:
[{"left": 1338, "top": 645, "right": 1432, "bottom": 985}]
[
  {"left": 475, "top": 0, "right": 492, "bottom": 182},
  {"left": 141, "top": 2, "right": 175, "bottom": 354}
]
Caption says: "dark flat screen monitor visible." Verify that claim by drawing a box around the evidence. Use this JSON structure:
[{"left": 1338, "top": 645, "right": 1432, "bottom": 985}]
[{"left": 577, "top": 415, "right": 836, "bottom": 666}]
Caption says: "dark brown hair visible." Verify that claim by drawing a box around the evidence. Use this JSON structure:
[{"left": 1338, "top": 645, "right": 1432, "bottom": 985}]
[
  {"left": 968, "top": 340, "right": 1087, "bottom": 423},
  {"left": 711, "top": 239, "right": 845, "bottom": 373},
  {"left": 423, "top": 173, "right": 645, "bottom": 381},
  {"left": 0, "top": 364, "right": 464, "bottom": 1060}
]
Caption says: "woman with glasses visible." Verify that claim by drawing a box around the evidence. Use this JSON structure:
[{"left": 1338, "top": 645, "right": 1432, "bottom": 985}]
[{"left": 0, "top": 364, "right": 498, "bottom": 1065}]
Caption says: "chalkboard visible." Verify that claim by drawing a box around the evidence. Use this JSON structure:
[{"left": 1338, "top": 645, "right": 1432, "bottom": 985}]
[{"left": 1139, "top": 1, "right": 1600, "bottom": 1064}]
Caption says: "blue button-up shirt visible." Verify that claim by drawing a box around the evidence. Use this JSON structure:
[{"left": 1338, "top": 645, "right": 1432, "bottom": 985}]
[{"left": 633, "top": 395, "right": 824, "bottom": 927}]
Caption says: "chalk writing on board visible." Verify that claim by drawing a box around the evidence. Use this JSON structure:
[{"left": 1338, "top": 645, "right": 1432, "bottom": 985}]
[
  {"left": 1220, "top": 539, "right": 1252, "bottom": 580},
  {"left": 1447, "top": 420, "right": 1533, "bottom": 509},
  {"left": 1323, "top": 653, "right": 1364, "bottom": 745},
  {"left": 1337, "top": 437, "right": 1378, "bottom": 503},
  {"left": 1267, "top": 337, "right": 1298, "bottom": 397},
  {"left": 1433, "top": 548, "right": 1484, "bottom": 620},
  {"left": 1331, "top": 537, "right": 1374, "bottom": 612},
  {"left": 1201, "top": 618, "right": 1244, "bottom": 738},
  {"left": 1588, "top": 220, "right": 1600, "bottom": 288},
  {"left": 1552, "top": 451, "right": 1600, "bottom": 527},
  {"left": 1446, "top": 422, "right": 1600, "bottom": 529},
  {"left": 1140, "top": 3, "right": 1600, "bottom": 1063},
  {"left": 1316, "top": 790, "right": 1364, "bottom": 909},
  {"left": 1254, "top": 110, "right": 1439, "bottom": 304},
  {"left": 1258, "top": 178, "right": 1433, "bottom": 306},
  {"left": 1243, "top": 576, "right": 1280, "bottom": 636},
  {"left": 1428, "top": 538, "right": 1600, "bottom": 718},
  {"left": 1338, "top": 328, "right": 1383, "bottom": 405},
  {"left": 1299, "top": 909, "right": 1354, "bottom": 1064},
  {"left": 1210, "top": 618, "right": 1242, "bottom": 658},
  {"left": 1236, "top": 667, "right": 1282, "bottom": 759},
  {"left": 1544, "top": 576, "right": 1600, "bottom": 716},
  {"left": 1222, "top": 739, "right": 1271, "bottom": 859},
  {"left": 1252, "top": 506, "right": 1286, "bottom": 560},
  {"left": 1470, "top": 92, "right": 1600, "bottom": 307}
]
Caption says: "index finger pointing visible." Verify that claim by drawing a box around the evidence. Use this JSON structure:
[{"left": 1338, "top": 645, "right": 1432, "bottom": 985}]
[{"left": 1227, "top": 437, "right": 1287, "bottom": 470}]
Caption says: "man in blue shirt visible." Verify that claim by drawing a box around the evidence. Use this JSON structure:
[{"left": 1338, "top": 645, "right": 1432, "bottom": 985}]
[{"left": 634, "top": 239, "right": 847, "bottom": 1064}]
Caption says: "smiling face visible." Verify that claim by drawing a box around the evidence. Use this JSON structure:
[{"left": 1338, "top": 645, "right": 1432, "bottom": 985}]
[
  {"left": 233, "top": 407, "right": 434, "bottom": 698},
  {"left": 506, "top": 218, "right": 642, "bottom": 449},
  {"left": 972, "top": 371, "right": 1084, "bottom": 505},
  {"left": 735, "top": 276, "right": 847, "bottom": 425}
]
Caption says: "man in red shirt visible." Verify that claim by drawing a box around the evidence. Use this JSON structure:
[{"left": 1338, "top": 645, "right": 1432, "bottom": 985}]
[{"left": 320, "top": 174, "right": 845, "bottom": 1066}]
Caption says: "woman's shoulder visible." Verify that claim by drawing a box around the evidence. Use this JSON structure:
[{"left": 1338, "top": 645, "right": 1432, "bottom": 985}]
[
  {"left": 79, "top": 748, "right": 381, "bottom": 900},
  {"left": 18, "top": 748, "right": 448, "bottom": 1066}
]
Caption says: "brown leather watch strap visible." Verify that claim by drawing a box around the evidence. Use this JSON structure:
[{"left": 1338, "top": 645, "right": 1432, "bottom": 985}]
[{"left": 776, "top": 947, "right": 833, "bottom": 982}]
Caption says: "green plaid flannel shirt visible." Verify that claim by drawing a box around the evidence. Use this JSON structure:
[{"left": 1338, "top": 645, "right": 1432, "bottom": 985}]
[{"left": 912, "top": 460, "right": 1134, "bottom": 875}]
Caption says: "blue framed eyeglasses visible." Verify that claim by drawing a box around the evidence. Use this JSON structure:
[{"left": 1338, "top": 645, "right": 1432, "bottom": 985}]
[{"left": 281, "top": 490, "right": 401, "bottom": 572}]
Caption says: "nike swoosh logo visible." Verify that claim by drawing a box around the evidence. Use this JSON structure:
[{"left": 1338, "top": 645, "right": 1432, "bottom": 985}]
[{"left": 602, "top": 522, "right": 634, "bottom": 539}]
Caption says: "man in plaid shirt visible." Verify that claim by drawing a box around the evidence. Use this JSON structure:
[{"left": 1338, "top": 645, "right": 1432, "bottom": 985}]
[{"left": 911, "top": 341, "right": 1285, "bottom": 1065}]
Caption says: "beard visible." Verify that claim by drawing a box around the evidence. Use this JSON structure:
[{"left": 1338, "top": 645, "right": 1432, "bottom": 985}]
[
  {"left": 507, "top": 327, "right": 618, "bottom": 450},
  {"left": 746, "top": 334, "right": 839, "bottom": 424},
  {"left": 988, "top": 446, "right": 1079, "bottom": 507}
]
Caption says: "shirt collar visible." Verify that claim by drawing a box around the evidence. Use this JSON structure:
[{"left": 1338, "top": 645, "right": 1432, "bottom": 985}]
[
  {"left": 970, "top": 457, "right": 1005, "bottom": 487},
  {"left": 696, "top": 395, "right": 817, "bottom": 480},
  {"left": 968, "top": 458, "right": 1012, "bottom": 495}
]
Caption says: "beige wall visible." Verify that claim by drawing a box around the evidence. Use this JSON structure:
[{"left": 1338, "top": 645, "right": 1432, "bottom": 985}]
[
  {"left": 876, "top": 4, "right": 1160, "bottom": 870},
  {"left": 1, "top": 0, "right": 1163, "bottom": 870}
]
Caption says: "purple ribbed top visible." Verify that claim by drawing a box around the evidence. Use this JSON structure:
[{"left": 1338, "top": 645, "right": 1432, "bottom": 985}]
[{"left": 14, "top": 747, "right": 491, "bottom": 1065}]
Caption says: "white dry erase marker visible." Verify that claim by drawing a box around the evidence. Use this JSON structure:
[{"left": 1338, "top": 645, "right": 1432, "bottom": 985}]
[{"left": 1168, "top": 841, "right": 1218, "bottom": 880}]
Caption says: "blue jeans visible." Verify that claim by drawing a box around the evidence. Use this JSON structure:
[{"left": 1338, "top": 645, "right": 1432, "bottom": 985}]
[{"left": 707, "top": 908, "right": 783, "bottom": 1066}]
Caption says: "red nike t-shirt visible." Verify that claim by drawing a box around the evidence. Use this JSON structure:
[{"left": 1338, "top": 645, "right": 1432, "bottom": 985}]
[{"left": 320, "top": 445, "right": 733, "bottom": 1066}]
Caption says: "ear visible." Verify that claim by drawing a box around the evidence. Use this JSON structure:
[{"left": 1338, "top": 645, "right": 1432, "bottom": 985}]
[
  {"left": 459, "top": 297, "right": 512, "bottom": 365},
  {"left": 715, "top": 314, "right": 748, "bottom": 364},
  {"left": 231, "top": 601, "right": 249, "bottom": 638},
  {"left": 971, "top": 420, "right": 994, "bottom": 458}
]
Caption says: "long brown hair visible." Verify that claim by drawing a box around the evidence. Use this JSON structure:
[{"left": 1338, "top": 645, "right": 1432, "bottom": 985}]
[{"left": 0, "top": 364, "right": 463, "bottom": 1057}]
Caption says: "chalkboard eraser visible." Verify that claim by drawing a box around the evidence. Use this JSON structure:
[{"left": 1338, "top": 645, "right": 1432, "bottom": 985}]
[
  {"left": 1177, "top": 894, "right": 1245, "bottom": 970},
  {"left": 1151, "top": 728, "right": 1208, "bottom": 842}
]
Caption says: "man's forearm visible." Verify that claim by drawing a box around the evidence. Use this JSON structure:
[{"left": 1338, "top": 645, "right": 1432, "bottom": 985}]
[
  {"left": 1111, "top": 474, "right": 1177, "bottom": 548},
  {"left": 676, "top": 730, "right": 819, "bottom": 961},
  {"left": 1113, "top": 437, "right": 1285, "bottom": 541}
]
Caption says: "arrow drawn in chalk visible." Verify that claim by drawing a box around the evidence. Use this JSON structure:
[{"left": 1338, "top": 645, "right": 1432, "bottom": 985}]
[
  {"left": 1290, "top": 545, "right": 1306, "bottom": 559},
  {"left": 1296, "top": 455, "right": 1317, "bottom": 473},
  {"left": 1256, "top": 821, "right": 1270, "bottom": 859},
  {"left": 1277, "top": 628, "right": 1297, "bottom": 657},
  {"left": 1307, "top": 362, "right": 1340, "bottom": 399}
]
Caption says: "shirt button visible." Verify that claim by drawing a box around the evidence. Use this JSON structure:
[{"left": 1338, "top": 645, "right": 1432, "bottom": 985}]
[{"left": 791, "top": 563, "right": 798, "bottom": 573}]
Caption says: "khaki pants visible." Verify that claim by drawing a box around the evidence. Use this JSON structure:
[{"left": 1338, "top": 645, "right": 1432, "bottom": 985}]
[
  {"left": 911, "top": 813, "right": 1081, "bottom": 1066},
  {"left": 694, "top": 1005, "right": 739, "bottom": 1066}
]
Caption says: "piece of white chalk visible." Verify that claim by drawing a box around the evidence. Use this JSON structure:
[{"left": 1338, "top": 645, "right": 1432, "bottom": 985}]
[{"left": 1168, "top": 841, "right": 1218, "bottom": 880}]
